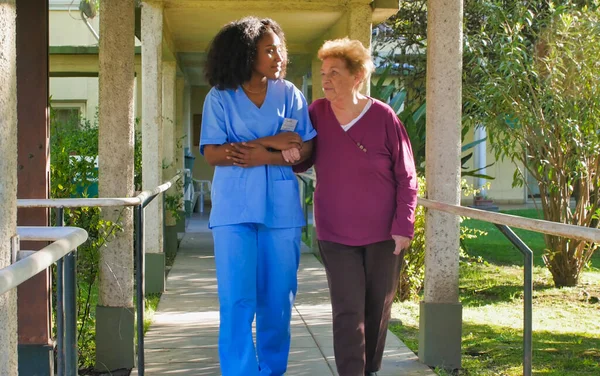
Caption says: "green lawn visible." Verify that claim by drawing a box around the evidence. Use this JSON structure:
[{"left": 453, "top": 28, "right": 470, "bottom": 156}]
[
  {"left": 390, "top": 209, "right": 600, "bottom": 376},
  {"left": 460, "top": 209, "right": 600, "bottom": 268}
]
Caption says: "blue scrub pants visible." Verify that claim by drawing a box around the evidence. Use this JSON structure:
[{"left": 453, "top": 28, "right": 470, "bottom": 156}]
[{"left": 212, "top": 223, "right": 301, "bottom": 376}]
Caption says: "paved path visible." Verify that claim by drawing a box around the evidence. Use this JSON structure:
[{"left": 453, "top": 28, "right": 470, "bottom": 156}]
[{"left": 134, "top": 216, "right": 435, "bottom": 375}]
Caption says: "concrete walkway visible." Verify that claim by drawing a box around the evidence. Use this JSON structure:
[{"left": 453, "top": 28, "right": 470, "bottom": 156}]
[{"left": 134, "top": 215, "right": 435, "bottom": 376}]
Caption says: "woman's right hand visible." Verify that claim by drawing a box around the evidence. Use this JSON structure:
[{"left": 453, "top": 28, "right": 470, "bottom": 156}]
[
  {"left": 282, "top": 148, "right": 301, "bottom": 163},
  {"left": 264, "top": 132, "right": 303, "bottom": 151}
]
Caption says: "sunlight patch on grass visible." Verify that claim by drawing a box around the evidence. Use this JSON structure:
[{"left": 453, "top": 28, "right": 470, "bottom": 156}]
[
  {"left": 143, "top": 293, "right": 161, "bottom": 334},
  {"left": 390, "top": 263, "right": 600, "bottom": 375}
]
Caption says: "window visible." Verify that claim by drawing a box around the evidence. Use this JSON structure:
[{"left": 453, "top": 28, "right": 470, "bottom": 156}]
[{"left": 51, "top": 101, "right": 86, "bottom": 126}]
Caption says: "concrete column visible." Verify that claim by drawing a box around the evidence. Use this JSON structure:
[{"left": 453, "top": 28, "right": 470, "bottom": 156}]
[
  {"left": 302, "top": 75, "right": 309, "bottom": 99},
  {"left": 183, "top": 84, "right": 191, "bottom": 150},
  {"left": 0, "top": 2, "right": 19, "bottom": 375},
  {"left": 420, "top": 0, "right": 464, "bottom": 370},
  {"left": 162, "top": 62, "right": 176, "bottom": 188},
  {"left": 176, "top": 77, "right": 185, "bottom": 173},
  {"left": 311, "top": 58, "right": 323, "bottom": 102},
  {"left": 135, "top": 62, "right": 143, "bottom": 129},
  {"left": 347, "top": 4, "right": 372, "bottom": 96},
  {"left": 161, "top": 61, "right": 177, "bottom": 228},
  {"left": 161, "top": 61, "right": 178, "bottom": 257},
  {"left": 175, "top": 77, "right": 186, "bottom": 221},
  {"left": 96, "top": 0, "right": 136, "bottom": 371},
  {"left": 142, "top": 0, "right": 165, "bottom": 293}
]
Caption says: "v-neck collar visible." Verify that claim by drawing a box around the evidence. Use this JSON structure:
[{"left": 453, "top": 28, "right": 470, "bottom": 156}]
[
  {"left": 239, "top": 80, "right": 271, "bottom": 110},
  {"left": 327, "top": 97, "right": 373, "bottom": 131}
]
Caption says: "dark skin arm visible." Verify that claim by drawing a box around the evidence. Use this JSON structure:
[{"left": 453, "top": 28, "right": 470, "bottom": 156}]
[
  {"left": 202, "top": 144, "right": 239, "bottom": 167},
  {"left": 226, "top": 139, "right": 313, "bottom": 167},
  {"left": 203, "top": 132, "right": 305, "bottom": 167}
]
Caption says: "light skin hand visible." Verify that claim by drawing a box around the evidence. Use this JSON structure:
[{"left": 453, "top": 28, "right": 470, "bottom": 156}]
[
  {"left": 281, "top": 148, "right": 301, "bottom": 163},
  {"left": 392, "top": 235, "right": 411, "bottom": 255}
]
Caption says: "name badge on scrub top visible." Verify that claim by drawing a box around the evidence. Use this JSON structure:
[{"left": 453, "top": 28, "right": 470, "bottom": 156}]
[{"left": 281, "top": 118, "right": 298, "bottom": 132}]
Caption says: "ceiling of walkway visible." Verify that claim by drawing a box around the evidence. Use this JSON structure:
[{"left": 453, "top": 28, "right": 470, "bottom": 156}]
[
  {"left": 161, "top": 0, "right": 393, "bottom": 85},
  {"left": 166, "top": 9, "right": 343, "bottom": 53}
]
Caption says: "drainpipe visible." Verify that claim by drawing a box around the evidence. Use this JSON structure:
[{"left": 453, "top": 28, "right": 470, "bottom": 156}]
[{"left": 79, "top": 0, "right": 100, "bottom": 42}]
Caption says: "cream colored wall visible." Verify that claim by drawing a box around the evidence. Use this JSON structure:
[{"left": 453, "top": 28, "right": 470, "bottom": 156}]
[
  {"left": 50, "top": 10, "right": 100, "bottom": 46},
  {"left": 461, "top": 130, "right": 526, "bottom": 204},
  {"left": 485, "top": 157, "right": 526, "bottom": 204},
  {"left": 50, "top": 77, "right": 98, "bottom": 118},
  {"left": 49, "top": 8, "right": 141, "bottom": 46},
  {"left": 50, "top": 74, "right": 141, "bottom": 122},
  {"left": 49, "top": 6, "right": 144, "bottom": 121},
  {"left": 190, "top": 86, "right": 214, "bottom": 182}
]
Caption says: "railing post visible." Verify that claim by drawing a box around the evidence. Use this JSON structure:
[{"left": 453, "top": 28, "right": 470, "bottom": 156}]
[
  {"left": 56, "top": 208, "right": 66, "bottom": 376},
  {"left": 64, "top": 247, "right": 78, "bottom": 375},
  {"left": 297, "top": 175, "right": 310, "bottom": 240},
  {"left": 494, "top": 224, "right": 533, "bottom": 376},
  {"left": 135, "top": 204, "right": 145, "bottom": 376}
]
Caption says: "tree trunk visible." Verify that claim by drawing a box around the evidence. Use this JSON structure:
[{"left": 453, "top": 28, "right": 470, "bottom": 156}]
[{"left": 543, "top": 234, "right": 582, "bottom": 287}]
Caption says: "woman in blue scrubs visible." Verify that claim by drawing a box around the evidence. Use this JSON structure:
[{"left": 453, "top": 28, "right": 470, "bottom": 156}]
[{"left": 200, "top": 17, "right": 316, "bottom": 376}]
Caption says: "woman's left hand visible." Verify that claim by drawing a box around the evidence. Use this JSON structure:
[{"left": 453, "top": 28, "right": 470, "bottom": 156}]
[
  {"left": 392, "top": 235, "right": 411, "bottom": 255},
  {"left": 226, "top": 142, "right": 270, "bottom": 167}
]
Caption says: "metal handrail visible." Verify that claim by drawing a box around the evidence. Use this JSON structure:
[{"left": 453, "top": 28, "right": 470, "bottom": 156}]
[
  {"left": 15, "top": 173, "right": 181, "bottom": 376},
  {"left": 17, "top": 175, "right": 180, "bottom": 208},
  {"left": 0, "top": 227, "right": 87, "bottom": 296},
  {"left": 0, "top": 225, "right": 88, "bottom": 375},
  {"left": 299, "top": 173, "right": 600, "bottom": 376},
  {"left": 418, "top": 197, "right": 600, "bottom": 243}
]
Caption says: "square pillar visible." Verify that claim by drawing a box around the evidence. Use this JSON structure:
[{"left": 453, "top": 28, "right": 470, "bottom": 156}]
[
  {"left": 175, "top": 77, "right": 186, "bottom": 229},
  {"left": 183, "top": 84, "right": 192, "bottom": 150},
  {"left": 421, "top": 0, "right": 464, "bottom": 370},
  {"left": 162, "top": 61, "right": 177, "bottom": 196},
  {"left": 311, "top": 58, "right": 323, "bottom": 102},
  {"left": 162, "top": 61, "right": 178, "bottom": 258},
  {"left": 96, "top": 0, "right": 136, "bottom": 371},
  {"left": 0, "top": 1, "right": 19, "bottom": 375},
  {"left": 141, "top": 0, "right": 165, "bottom": 293}
]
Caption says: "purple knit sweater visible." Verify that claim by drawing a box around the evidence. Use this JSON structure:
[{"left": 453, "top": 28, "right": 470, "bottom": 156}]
[{"left": 295, "top": 98, "right": 418, "bottom": 246}]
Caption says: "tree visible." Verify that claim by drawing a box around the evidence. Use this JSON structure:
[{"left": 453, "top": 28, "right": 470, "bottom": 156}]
[{"left": 465, "top": 1, "right": 600, "bottom": 287}]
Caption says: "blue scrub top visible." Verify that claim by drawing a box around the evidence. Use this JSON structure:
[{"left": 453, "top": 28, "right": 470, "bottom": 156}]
[{"left": 200, "top": 79, "right": 317, "bottom": 229}]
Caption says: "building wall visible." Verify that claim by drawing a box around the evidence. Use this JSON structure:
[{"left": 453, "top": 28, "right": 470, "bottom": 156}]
[
  {"left": 49, "top": 9, "right": 100, "bottom": 46},
  {"left": 49, "top": 3, "right": 141, "bottom": 46},
  {"left": 50, "top": 77, "right": 98, "bottom": 119},
  {"left": 49, "top": 6, "right": 142, "bottom": 121},
  {"left": 461, "top": 130, "right": 526, "bottom": 204}
]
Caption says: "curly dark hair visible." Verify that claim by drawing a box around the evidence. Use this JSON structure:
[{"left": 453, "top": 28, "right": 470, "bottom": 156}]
[{"left": 204, "top": 17, "right": 288, "bottom": 90}]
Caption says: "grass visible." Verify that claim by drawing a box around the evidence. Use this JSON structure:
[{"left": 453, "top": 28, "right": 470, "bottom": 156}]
[
  {"left": 143, "top": 293, "right": 162, "bottom": 334},
  {"left": 460, "top": 209, "right": 600, "bottom": 268},
  {"left": 76, "top": 241, "right": 178, "bottom": 373},
  {"left": 390, "top": 209, "right": 600, "bottom": 375}
]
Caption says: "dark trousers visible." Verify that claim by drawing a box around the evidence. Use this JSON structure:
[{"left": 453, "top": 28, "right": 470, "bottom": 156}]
[{"left": 319, "top": 240, "right": 403, "bottom": 376}]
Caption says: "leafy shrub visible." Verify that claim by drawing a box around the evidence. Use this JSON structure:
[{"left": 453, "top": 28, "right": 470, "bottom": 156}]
[
  {"left": 397, "top": 177, "right": 486, "bottom": 301},
  {"left": 50, "top": 109, "right": 141, "bottom": 368}
]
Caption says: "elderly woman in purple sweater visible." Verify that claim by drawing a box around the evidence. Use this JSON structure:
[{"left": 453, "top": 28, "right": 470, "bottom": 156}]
[{"left": 294, "top": 38, "right": 418, "bottom": 376}]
